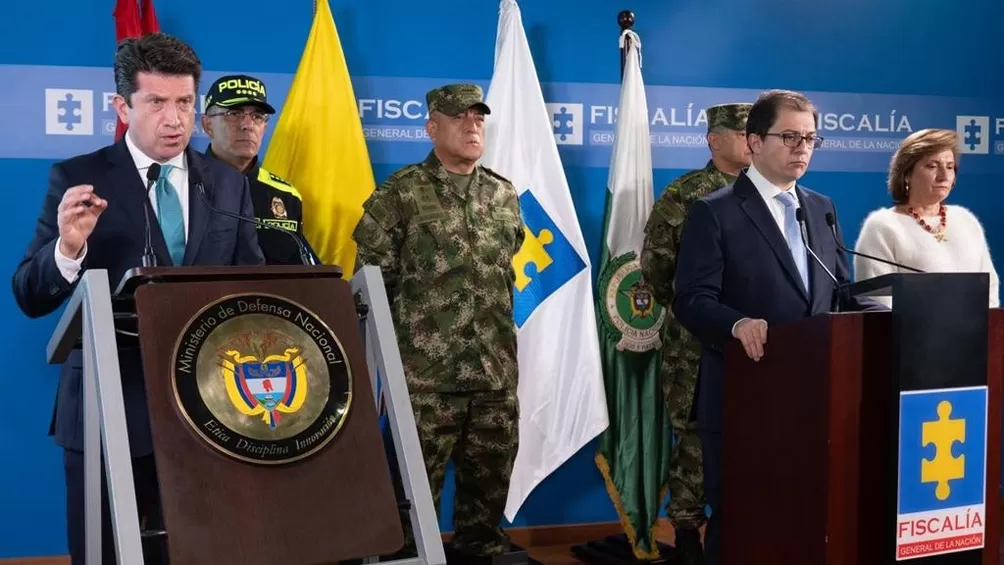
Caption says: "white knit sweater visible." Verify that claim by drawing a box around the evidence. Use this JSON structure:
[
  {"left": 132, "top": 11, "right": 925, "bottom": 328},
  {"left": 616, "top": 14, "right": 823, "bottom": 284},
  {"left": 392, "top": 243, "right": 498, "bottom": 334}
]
[{"left": 853, "top": 205, "right": 1000, "bottom": 308}]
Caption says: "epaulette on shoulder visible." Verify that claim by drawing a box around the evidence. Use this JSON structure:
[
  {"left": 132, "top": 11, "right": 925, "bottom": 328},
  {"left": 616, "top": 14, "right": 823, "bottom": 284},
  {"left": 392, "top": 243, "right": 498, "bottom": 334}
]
[
  {"left": 384, "top": 163, "right": 425, "bottom": 186},
  {"left": 674, "top": 168, "right": 707, "bottom": 189},
  {"left": 481, "top": 165, "right": 515, "bottom": 187},
  {"left": 257, "top": 167, "right": 302, "bottom": 199}
]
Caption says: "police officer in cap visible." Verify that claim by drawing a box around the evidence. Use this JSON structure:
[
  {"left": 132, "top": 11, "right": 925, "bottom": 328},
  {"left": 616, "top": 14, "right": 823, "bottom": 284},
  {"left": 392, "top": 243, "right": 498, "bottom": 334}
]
[{"left": 202, "top": 74, "right": 315, "bottom": 264}]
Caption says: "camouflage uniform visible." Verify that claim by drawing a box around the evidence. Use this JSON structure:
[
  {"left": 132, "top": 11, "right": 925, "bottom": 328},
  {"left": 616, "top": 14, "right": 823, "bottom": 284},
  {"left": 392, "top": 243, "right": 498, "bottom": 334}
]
[
  {"left": 352, "top": 84, "right": 525, "bottom": 558},
  {"left": 640, "top": 103, "right": 751, "bottom": 534}
]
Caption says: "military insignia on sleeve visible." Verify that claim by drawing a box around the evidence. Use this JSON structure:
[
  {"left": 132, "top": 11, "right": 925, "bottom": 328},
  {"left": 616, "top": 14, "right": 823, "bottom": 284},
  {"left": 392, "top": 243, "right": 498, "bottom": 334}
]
[{"left": 172, "top": 294, "right": 352, "bottom": 465}]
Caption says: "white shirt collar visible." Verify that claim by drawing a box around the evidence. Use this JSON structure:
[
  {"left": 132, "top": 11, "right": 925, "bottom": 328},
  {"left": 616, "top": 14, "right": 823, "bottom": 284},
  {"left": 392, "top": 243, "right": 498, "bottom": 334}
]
[
  {"left": 124, "top": 131, "right": 186, "bottom": 177},
  {"left": 746, "top": 163, "right": 796, "bottom": 203}
]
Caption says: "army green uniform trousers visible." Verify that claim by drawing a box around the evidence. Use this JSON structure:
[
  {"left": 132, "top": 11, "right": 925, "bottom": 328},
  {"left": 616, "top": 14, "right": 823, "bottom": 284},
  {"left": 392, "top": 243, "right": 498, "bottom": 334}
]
[
  {"left": 662, "top": 354, "right": 707, "bottom": 530},
  {"left": 396, "top": 389, "right": 519, "bottom": 557}
]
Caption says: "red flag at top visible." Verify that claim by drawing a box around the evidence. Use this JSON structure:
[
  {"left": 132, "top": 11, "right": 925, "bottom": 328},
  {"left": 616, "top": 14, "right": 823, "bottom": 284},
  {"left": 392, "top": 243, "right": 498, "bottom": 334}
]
[
  {"left": 113, "top": 0, "right": 159, "bottom": 141},
  {"left": 113, "top": 0, "right": 141, "bottom": 41},
  {"left": 140, "top": 0, "right": 159, "bottom": 34}
]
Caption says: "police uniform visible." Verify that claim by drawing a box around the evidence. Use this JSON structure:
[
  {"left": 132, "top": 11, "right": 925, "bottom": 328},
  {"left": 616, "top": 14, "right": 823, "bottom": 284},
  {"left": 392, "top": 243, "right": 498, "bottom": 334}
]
[
  {"left": 353, "top": 84, "right": 524, "bottom": 560},
  {"left": 203, "top": 74, "right": 316, "bottom": 265},
  {"left": 205, "top": 149, "right": 311, "bottom": 265},
  {"left": 640, "top": 102, "right": 752, "bottom": 564}
]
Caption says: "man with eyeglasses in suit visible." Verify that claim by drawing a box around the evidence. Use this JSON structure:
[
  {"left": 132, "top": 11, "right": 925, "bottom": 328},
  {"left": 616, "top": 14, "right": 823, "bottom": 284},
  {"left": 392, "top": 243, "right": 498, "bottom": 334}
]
[
  {"left": 201, "top": 74, "right": 315, "bottom": 265},
  {"left": 671, "top": 89, "right": 885, "bottom": 563}
]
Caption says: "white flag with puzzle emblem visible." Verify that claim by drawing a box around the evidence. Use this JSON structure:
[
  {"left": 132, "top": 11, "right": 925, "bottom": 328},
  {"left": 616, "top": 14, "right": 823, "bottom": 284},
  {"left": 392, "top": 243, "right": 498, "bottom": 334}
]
[{"left": 482, "top": 0, "right": 607, "bottom": 521}]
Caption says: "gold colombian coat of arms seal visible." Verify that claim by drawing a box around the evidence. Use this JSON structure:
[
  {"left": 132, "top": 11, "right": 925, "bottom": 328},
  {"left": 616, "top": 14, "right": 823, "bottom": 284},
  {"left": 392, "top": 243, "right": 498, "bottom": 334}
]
[{"left": 172, "top": 293, "right": 352, "bottom": 465}]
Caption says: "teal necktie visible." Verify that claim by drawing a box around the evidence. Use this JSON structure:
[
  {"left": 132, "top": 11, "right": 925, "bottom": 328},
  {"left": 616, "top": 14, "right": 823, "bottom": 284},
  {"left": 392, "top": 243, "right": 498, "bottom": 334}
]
[{"left": 156, "top": 164, "right": 186, "bottom": 265}]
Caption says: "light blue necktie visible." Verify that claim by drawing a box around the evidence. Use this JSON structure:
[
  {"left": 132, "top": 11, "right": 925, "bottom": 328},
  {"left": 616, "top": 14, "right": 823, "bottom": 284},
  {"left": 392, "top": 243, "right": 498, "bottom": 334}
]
[
  {"left": 775, "top": 191, "right": 809, "bottom": 293},
  {"left": 155, "top": 164, "right": 186, "bottom": 265}
]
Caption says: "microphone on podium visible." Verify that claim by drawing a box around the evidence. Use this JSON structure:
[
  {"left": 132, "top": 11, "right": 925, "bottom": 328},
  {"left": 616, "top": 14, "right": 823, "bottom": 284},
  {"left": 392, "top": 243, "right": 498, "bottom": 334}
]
[
  {"left": 795, "top": 207, "right": 839, "bottom": 286},
  {"left": 824, "top": 212, "right": 925, "bottom": 273},
  {"left": 142, "top": 163, "right": 160, "bottom": 268},
  {"left": 193, "top": 173, "right": 319, "bottom": 266},
  {"left": 795, "top": 207, "right": 844, "bottom": 311}
]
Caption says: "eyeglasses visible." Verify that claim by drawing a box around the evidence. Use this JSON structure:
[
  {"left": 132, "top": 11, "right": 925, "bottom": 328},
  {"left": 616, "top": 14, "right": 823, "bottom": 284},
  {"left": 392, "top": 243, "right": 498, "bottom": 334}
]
[
  {"left": 764, "top": 132, "right": 824, "bottom": 149},
  {"left": 207, "top": 109, "right": 269, "bottom": 125}
]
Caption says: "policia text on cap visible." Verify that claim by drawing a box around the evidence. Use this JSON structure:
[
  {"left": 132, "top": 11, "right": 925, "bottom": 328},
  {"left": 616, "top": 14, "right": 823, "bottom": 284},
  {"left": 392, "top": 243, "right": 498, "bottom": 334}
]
[{"left": 201, "top": 74, "right": 317, "bottom": 265}]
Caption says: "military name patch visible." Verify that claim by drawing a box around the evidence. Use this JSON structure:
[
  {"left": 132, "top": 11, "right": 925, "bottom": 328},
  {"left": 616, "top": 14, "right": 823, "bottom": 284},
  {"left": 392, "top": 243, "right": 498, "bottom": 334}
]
[
  {"left": 598, "top": 253, "right": 665, "bottom": 352},
  {"left": 173, "top": 294, "right": 352, "bottom": 465}
]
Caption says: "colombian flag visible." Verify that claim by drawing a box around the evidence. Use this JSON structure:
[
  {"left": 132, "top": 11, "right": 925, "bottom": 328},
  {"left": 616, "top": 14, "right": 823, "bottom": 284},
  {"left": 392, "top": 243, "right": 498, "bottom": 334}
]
[{"left": 263, "top": 0, "right": 374, "bottom": 276}]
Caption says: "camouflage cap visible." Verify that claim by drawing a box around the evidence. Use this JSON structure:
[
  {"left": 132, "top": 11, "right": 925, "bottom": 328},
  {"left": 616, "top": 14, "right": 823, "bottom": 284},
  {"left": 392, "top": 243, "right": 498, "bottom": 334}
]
[
  {"left": 426, "top": 84, "right": 491, "bottom": 117},
  {"left": 706, "top": 103, "right": 752, "bottom": 133}
]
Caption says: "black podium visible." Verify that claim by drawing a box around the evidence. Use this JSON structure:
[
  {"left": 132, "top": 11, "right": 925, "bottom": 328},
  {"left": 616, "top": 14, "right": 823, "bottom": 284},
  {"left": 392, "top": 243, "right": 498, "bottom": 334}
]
[{"left": 723, "top": 272, "right": 1001, "bottom": 564}]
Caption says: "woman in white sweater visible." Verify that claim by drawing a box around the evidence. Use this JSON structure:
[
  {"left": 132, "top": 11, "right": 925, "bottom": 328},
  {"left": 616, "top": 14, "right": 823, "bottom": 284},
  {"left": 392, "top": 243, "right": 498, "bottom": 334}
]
[{"left": 854, "top": 128, "right": 999, "bottom": 307}]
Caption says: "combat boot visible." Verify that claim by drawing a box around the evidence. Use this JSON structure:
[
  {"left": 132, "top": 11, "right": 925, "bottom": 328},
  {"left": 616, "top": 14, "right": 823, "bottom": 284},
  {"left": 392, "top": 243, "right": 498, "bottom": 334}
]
[{"left": 674, "top": 527, "right": 704, "bottom": 565}]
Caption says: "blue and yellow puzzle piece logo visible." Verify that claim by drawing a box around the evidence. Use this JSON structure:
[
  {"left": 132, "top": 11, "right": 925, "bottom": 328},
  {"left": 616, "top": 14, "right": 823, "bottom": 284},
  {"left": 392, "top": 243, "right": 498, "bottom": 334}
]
[
  {"left": 511, "top": 191, "right": 587, "bottom": 327},
  {"left": 921, "top": 401, "right": 966, "bottom": 501},
  {"left": 898, "top": 386, "right": 987, "bottom": 514}
]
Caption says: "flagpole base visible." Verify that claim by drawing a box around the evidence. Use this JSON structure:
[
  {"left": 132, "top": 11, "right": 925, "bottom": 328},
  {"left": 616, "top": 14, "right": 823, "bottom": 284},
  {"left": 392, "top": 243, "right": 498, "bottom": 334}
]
[{"left": 571, "top": 534, "right": 675, "bottom": 564}]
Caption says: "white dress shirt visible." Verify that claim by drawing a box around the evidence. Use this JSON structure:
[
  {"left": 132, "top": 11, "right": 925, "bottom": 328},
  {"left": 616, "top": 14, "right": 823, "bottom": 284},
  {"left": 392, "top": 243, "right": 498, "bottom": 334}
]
[
  {"left": 745, "top": 163, "right": 797, "bottom": 236},
  {"left": 55, "top": 133, "right": 189, "bottom": 282},
  {"left": 731, "top": 164, "right": 799, "bottom": 336}
]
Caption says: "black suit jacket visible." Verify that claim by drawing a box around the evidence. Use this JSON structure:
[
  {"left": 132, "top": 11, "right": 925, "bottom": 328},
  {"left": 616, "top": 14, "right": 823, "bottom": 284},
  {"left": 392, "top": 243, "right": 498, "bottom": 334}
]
[
  {"left": 672, "top": 170, "right": 884, "bottom": 432},
  {"left": 12, "top": 139, "right": 265, "bottom": 455}
]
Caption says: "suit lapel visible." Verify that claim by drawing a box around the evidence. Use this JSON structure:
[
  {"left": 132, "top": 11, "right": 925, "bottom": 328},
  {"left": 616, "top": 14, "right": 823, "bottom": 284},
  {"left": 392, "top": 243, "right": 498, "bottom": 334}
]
[
  {"left": 105, "top": 140, "right": 172, "bottom": 265},
  {"left": 183, "top": 147, "right": 211, "bottom": 265},
  {"left": 734, "top": 173, "right": 809, "bottom": 301}
]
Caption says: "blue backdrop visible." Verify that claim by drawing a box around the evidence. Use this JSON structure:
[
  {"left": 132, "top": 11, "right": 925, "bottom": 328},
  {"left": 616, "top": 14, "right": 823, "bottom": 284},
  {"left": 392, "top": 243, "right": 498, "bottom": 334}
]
[{"left": 2, "top": 0, "right": 1004, "bottom": 558}]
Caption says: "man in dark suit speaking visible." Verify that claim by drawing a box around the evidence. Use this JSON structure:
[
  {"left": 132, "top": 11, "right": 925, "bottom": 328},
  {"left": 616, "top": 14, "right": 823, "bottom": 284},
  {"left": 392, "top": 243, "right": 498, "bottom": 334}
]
[
  {"left": 12, "top": 33, "right": 264, "bottom": 564},
  {"left": 671, "top": 89, "right": 882, "bottom": 564}
]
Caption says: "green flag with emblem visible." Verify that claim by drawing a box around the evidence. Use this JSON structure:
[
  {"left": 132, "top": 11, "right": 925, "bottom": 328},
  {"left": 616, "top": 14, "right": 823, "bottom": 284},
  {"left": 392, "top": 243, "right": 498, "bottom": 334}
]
[{"left": 594, "top": 29, "right": 672, "bottom": 560}]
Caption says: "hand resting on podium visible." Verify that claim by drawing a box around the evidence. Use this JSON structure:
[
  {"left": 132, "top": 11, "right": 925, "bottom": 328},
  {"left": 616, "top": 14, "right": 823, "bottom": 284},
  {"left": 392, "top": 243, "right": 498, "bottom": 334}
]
[{"left": 731, "top": 317, "right": 768, "bottom": 361}]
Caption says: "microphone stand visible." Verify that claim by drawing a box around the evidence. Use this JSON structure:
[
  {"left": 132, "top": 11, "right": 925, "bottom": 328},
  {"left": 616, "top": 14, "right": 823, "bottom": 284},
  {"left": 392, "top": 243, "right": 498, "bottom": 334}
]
[{"left": 195, "top": 182, "right": 319, "bottom": 266}]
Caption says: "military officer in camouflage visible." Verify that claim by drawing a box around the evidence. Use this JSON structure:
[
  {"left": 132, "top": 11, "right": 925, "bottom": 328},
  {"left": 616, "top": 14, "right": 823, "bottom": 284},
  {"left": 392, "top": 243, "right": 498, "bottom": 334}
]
[
  {"left": 352, "top": 84, "right": 525, "bottom": 561},
  {"left": 640, "top": 102, "right": 752, "bottom": 565}
]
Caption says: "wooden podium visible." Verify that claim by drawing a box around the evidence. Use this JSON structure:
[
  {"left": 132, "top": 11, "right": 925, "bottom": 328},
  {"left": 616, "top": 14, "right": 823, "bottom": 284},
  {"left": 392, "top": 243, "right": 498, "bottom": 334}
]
[
  {"left": 723, "top": 273, "right": 1002, "bottom": 565},
  {"left": 46, "top": 265, "right": 429, "bottom": 565}
]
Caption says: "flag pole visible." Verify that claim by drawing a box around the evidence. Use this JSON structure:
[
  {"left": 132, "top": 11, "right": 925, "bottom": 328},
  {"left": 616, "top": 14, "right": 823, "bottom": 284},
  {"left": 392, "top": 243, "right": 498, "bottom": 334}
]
[
  {"left": 573, "top": 11, "right": 672, "bottom": 562},
  {"left": 618, "top": 10, "right": 634, "bottom": 80}
]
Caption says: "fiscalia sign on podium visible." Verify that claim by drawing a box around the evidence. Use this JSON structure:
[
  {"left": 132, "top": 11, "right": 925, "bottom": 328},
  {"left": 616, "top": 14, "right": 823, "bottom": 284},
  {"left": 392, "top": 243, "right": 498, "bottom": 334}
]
[{"left": 896, "top": 386, "right": 988, "bottom": 560}]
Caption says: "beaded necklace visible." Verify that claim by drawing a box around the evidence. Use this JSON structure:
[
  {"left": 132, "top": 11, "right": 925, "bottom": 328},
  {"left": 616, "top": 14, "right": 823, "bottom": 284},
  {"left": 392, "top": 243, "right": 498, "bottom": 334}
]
[{"left": 907, "top": 203, "right": 947, "bottom": 242}]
